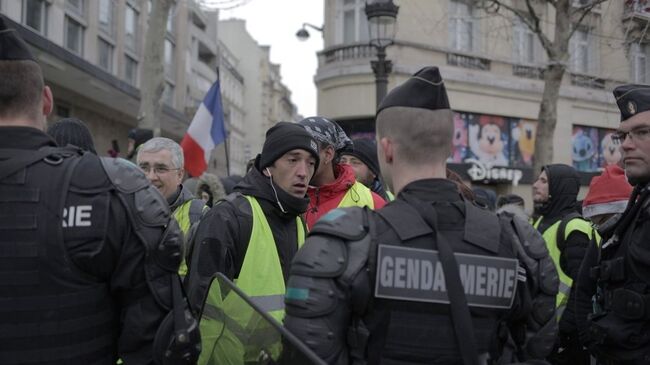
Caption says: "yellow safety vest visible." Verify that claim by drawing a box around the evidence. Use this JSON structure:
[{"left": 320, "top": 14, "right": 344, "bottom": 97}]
[
  {"left": 237, "top": 195, "right": 305, "bottom": 321},
  {"left": 198, "top": 196, "right": 305, "bottom": 365},
  {"left": 386, "top": 190, "right": 395, "bottom": 201},
  {"left": 173, "top": 199, "right": 206, "bottom": 277},
  {"left": 339, "top": 181, "right": 375, "bottom": 209},
  {"left": 533, "top": 216, "right": 596, "bottom": 319}
]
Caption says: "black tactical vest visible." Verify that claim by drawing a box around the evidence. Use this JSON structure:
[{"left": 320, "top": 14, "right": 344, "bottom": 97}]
[
  {"left": 0, "top": 147, "right": 116, "bottom": 365},
  {"left": 363, "top": 198, "right": 519, "bottom": 364},
  {"left": 589, "top": 192, "right": 650, "bottom": 362}
]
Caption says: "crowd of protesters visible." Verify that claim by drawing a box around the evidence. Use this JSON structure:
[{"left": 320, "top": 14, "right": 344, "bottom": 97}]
[{"left": 2, "top": 13, "right": 650, "bottom": 365}]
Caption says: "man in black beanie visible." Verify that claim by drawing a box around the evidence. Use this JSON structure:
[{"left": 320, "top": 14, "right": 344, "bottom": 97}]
[
  {"left": 341, "top": 138, "right": 393, "bottom": 201},
  {"left": 285, "top": 66, "right": 558, "bottom": 364},
  {"left": 47, "top": 117, "right": 97, "bottom": 154},
  {"left": 186, "top": 121, "right": 319, "bottom": 363},
  {"left": 0, "top": 15, "right": 199, "bottom": 364},
  {"left": 126, "top": 127, "right": 153, "bottom": 161}
]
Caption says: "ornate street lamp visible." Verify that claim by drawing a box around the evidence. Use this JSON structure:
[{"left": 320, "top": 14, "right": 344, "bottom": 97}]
[
  {"left": 365, "top": 0, "right": 399, "bottom": 109},
  {"left": 295, "top": 23, "right": 324, "bottom": 41}
]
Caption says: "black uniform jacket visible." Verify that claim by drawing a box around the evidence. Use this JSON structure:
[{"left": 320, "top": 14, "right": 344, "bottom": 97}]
[{"left": 0, "top": 127, "right": 168, "bottom": 364}]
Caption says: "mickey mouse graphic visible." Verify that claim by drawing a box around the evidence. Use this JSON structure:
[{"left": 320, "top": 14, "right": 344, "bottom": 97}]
[{"left": 468, "top": 115, "right": 508, "bottom": 166}]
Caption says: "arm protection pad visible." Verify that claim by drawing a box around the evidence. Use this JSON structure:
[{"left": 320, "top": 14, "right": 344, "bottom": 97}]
[
  {"left": 501, "top": 213, "right": 559, "bottom": 360},
  {"left": 285, "top": 208, "right": 372, "bottom": 365}
]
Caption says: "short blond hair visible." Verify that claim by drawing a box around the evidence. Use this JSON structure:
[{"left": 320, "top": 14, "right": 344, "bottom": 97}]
[{"left": 376, "top": 107, "right": 453, "bottom": 165}]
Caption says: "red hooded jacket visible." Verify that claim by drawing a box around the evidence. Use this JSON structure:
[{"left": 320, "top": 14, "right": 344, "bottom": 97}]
[{"left": 305, "top": 163, "right": 385, "bottom": 229}]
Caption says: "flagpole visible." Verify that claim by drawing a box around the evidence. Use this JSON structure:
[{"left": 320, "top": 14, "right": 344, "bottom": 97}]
[
  {"left": 216, "top": 67, "right": 231, "bottom": 176},
  {"left": 224, "top": 133, "right": 231, "bottom": 176}
]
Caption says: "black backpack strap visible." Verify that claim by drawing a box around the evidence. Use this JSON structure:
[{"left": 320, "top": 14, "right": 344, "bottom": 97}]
[
  {"left": 406, "top": 197, "right": 480, "bottom": 365},
  {"left": 556, "top": 212, "right": 582, "bottom": 250},
  {"left": 187, "top": 199, "right": 205, "bottom": 225}
]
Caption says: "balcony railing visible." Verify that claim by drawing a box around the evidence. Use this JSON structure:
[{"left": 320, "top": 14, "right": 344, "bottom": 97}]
[
  {"left": 624, "top": 0, "right": 650, "bottom": 18},
  {"left": 446, "top": 52, "right": 491, "bottom": 71},
  {"left": 512, "top": 64, "right": 544, "bottom": 80},
  {"left": 320, "top": 43, "right": 375, "bottom": 64},
  {"left": 571, "top": 73, "right": 605, "bottom": 89}
]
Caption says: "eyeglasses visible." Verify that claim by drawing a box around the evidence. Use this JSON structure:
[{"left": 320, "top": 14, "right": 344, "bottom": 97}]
[
  {"left": 139, "top": 164, "right": 181, "bottom": 175},
  {"left": 612, "top": 127, "right": 650, "bottom": 144}
]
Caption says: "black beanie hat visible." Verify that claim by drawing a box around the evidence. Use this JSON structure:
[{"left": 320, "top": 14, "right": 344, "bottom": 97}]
[
  {"left": 47, "top": 118, "right": 97, "bottom": 154},
  {"left": 128, "top": 128, "right": 154, "bottom": 146},
  {"left": 613, "top": 84, "right": 650, "bottom": 122},
  {"left": 0, "top": 15, "right": 37, "bottom": 62},
  {"left": 343, "top": 138, "right": 381, "bottom": 178},
  {"left": 377, "top": 66, "right": 450, "bottom": 114},
  {"left": 259, "top": 122, "right": 320, "bottom": 169}
]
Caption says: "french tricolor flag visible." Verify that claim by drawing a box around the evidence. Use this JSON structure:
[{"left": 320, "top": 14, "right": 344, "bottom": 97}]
[{"left": 181, "top": 79, "right": 228, "bottom": 177}]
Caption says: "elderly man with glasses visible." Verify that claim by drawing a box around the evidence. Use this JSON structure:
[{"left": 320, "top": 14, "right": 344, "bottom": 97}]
[
  {"left": 574, "top": 84, "right": 650, "bottom": 364},
  {"left": 137, "top": 137, "right": 206, "bottom": 276}
]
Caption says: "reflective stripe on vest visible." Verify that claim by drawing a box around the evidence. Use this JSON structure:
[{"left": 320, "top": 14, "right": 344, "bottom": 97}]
[
  {"left": 339, "top": 181, "right": 375, "bottom": 209},
  {"left": 173, "top": 199, "right": 202, "bottom": 277},
  {"left": 533, "top": 216, "right": 595, "bottom": 318},
  {"left": 238, "top": 195, "right": 305, "bottom": 321},
  {"left": 386, "top": 190, "right": 395, "bottom": 201}
]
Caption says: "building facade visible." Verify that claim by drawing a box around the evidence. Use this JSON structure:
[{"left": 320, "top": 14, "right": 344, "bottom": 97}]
[
  {"left": 1, "top": 0, "right": 299, "bottom": 177},
  {"left": 219, "top": 18, "right": 300, "bottom": 161},
  {"left": 316, "top": 0, "right": 642, "bottom": 205}
]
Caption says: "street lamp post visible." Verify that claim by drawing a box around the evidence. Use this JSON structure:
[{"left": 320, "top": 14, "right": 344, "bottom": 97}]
[
  {"left": 365, "top": 0, "right": 399, "bottom": 109},
  {"left": 295, "top": 23, "right": 324, "bottom": 42}
]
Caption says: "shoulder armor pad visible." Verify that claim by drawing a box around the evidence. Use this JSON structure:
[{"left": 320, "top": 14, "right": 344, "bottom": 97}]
[
  {"left": 464, "top": 202, "right": 500, "bottom": 253},
  {"left": 100, "top": 157, "right": 149, "bottom": 194},
  {"left": 310, "top": 207, "right": 368, "bottom": 241},
  {"left": 134, "top": 185, "right": 171, "bottom": 226},
  {"left": 291, "top": 234, "right": 347, "bottom": 278},
  {"left": 68, "top": 153, "right": 112, "bottom": 191},
  {"left": 510, "top": 215, "right": 548, "bottom": 260}
]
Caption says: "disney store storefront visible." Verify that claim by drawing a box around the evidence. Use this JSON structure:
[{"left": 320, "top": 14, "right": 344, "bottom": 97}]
[
  {"left": 446, "top": 110, "right": 619, "bottom": 204},
  {"left": 339, "top": 110, "right": 617, "bottom": 207}
]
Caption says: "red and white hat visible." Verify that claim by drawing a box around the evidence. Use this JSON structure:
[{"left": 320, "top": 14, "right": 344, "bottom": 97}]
[{"left": 582, "top": 165, "right": 632, "bottom": 219}]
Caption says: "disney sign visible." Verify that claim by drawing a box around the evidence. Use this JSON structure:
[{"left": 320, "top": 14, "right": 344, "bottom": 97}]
[{"left": 465, "top": 158, "right": 523, "bottom": 186}]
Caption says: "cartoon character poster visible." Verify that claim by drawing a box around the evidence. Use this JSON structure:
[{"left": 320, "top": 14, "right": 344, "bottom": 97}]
[
  {"left": 510, "top": 119, "right": 537, "bottom": 168},
  {"left": 468, "top": 114, "right": 509, "bottom": 166},
  {"left": 598, "top": 129, "right": 621, "bottom": 167},
  {"left": 448, "top": 112, "right": 468, "bottom": 163},
  {"left": 572, "top": 126, "right": 599, "bottom": 172}
]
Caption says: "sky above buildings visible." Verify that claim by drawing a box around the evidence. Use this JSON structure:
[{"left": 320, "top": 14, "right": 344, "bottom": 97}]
[{"left": 220, "top": 0, "right": 324, "bottom": 118}]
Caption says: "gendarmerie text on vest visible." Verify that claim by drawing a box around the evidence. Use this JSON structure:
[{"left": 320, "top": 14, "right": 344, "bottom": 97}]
[{"left": 375, "top": 245, "right": 520, "bottom": 309}]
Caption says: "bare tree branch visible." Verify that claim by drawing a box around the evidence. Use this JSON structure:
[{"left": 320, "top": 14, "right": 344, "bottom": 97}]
[
  {"left": 567, "top": 0, "right": 608, "bottom": 40},
  {"left": 570, "top": 0, "right": 608, "bottom": 15},
  {"left": 524, "top": 0, "right": 555, "bottom": 52},
  {"left": 485, "top": 0, "right": 554, "bottom": 54},
  {"left": 196, "top": 0, "right": 252, "bottom": 10}
]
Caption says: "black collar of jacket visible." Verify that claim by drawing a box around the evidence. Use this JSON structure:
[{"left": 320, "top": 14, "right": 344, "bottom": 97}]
[
  {"left": 0, "top": 126, "right": 57, "bottom": 150},
  {"left": 378, "top": 178, "right": 501, "bottom": 253},
  {"left": 168, "top": 183, "right": 196, "bottom": 212}
]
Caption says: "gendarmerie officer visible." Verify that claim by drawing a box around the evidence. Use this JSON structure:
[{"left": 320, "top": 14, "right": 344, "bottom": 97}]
[
  {"left": 0, "top": 16, "right": 199, "bottom": 365},
  {"left": 575, "top": 84, "right": 650, "bottom": 364},
  {"left": 283, "top": 67, "right": 559, "bottom": 364}
]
